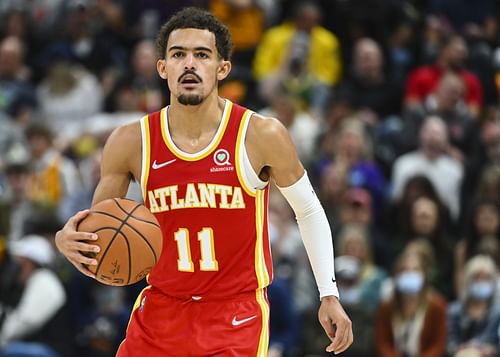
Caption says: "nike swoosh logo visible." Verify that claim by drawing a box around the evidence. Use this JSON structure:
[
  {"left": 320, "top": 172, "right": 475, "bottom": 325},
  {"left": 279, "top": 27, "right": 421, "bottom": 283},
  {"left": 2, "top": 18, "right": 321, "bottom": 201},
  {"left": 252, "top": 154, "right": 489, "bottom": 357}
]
[
  {"left": 152, "top": 159, "right": 176, "bottom": 169},
  {"left": 231, "top": 315, "right": 257, "bottom": 327}
]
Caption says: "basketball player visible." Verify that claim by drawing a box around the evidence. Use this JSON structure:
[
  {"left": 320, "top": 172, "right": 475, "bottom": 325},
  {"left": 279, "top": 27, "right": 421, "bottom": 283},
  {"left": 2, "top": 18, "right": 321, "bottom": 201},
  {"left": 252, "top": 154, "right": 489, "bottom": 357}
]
[{"left": 55, "top": 7, "right": 352, "bottom": 356}]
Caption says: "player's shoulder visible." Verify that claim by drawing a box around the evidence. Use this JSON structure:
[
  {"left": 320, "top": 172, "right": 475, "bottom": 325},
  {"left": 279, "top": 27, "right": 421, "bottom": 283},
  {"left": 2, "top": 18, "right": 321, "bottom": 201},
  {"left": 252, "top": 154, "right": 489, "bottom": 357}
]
[
  {"left": 247, "top": 112, "right": 288, "bottom": 143},
  {"left": 105, "top": 119, "right": 141, "bottom": 149}
]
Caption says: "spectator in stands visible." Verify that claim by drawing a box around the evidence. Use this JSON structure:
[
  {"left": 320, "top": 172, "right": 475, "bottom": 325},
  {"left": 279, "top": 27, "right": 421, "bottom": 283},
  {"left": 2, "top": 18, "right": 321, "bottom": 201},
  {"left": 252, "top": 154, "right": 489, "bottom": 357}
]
[
  {"left": 269, "top": 189, "right": 302, "bottom": 272},
  {"left": 383, "top": 174, "right": 452, "bottom": 243},
  {"left": 36, "top": 58, "right": 103, "bottom": 140},
  {"left": 417, "top": 15, "right": 450, "bottom": 65},
  {"left": 421, "top": 5, "right": 499, "bottom": 107},
  {"left": 24, "top": 124, "right": 81, "bottom": 222},
  {"left": 319, "top": 0, "right": 412, "bottom": 66},
  {"left": 71, "top": 282, "right": 131, "bottom": 357},
  {"left": 474, "top": 164, "right": 500, "bottom": 209},
  {"left": 0, "top": 36, "right": 37, "bottom": 124},
  {"left": 321, "top": 88, "right": 354, "bottom": 134},
  {"left": 334, "top": 255, "right": 376, "bottom": 357},
  {"left": 455, "top": 200, "right": 500, "bottom": 295},
  {"left": 338, "top": 189, "right": 373, "bottom": 230},
  {"left": 318, "top": 161, "right": 349, "bottom": 227},
  {"left": 267, "top": 274, "right": 300, "bottom": 357},
  {"left": 313, "top": 90, "right": 354, "bottom": 178},
  {"left": 386, "top": 18, "right": 416, "bottom": 84},
  {"left": 0, "top": 0, "right": 63, "bottom": 42},
  {"left": 42, "top": 0, "right": 127, "bottom": 78},
  {"left": 448, "top": 255, "right": 500, "bottom": 357},
  {"left": 123, "top": 1, "right": 203, "bottom": 42},
  {"left": 401, "top": 72, "right": 478, "bottom": 159},
  {"left": 406, "top": 196, "right": 455, "bottom": 298},
  {"left": 0, "top": 9, "right": 45, "bottom": 84},
  {"left": 388, "top": 185, "right": 454, "bottom": 286},
  {"left": 391, "top": 115, "right": 463, "bottom": 220},
  {"left": 336, "top": 224, "right": 388, "bottom": 312},
  {"left": 210, "top": 0, "right": 264, "bottom": 68},
  {"left": 336, "top": 37, "right": 405, "bottom": 175},
  {"left": 0, "top": 234, "right": 71, "bottom": 357},
  {"left": 260, "top": 93, "right": 320, "bottom": 165},
  {"left": 404, "top": 34, "right": 484, "bottom": 117},
  {"left": 0, "top": 113, "right": 29, "bottom": 173},
  {"left": 314, "top": 118, "right": 386, "bottom": 216},
  {"left": 471, "top": 120, "right": 500, "bottom": 180},
  {"left": 374, "top": 248, "right": 447, "bottom": 357},
  {"left": 253, "top": 1, "right": 342, "bottom": 116},
  {"left": 0, "top": 36, "right": 30, "bottom": 81},
  {"left": 481, "top": 121, "right": 500, "bottom": 165},
  {"left": 268, "top": 189, "right": 313, "bottom": 357},
  {"left": 460, "top": 120, "right": 500, "bottom": 222},
  {"left": 1, "top": 160, "right": 33, "bottom": 242},
  {"left": 105, "top": 39, "right": 165, "bottom": 113},
  {"left": 1, "top": 10, "right": 31, "bottom": 42},
  {"left": 428, "top": 0, "right": 498, "bottom": 45},
  {"left": 336, "top": 188, "right": 389, "bottom": 268},
  {"left": 337, "top": 37, "right": 402, "bottom": 124},
  {"left": 338, "top": 119, "right": 386, "bottom": 201}
]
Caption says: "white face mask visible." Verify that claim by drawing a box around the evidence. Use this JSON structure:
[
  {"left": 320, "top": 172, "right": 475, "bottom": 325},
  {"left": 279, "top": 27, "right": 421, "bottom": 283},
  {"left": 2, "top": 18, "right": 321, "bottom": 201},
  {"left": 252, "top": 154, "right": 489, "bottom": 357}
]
[
  {"left": 469, "top": 280, "right": 495, "bottom": 300},
  {"left": 395, "top": 271, "right": 424, "bottom": 295}
]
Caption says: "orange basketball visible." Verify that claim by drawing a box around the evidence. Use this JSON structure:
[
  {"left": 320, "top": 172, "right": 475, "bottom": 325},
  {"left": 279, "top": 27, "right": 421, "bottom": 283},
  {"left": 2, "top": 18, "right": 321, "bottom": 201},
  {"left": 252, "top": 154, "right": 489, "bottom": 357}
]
[{"left": 77, "top": 198, "right": 163, "bottom": 286}]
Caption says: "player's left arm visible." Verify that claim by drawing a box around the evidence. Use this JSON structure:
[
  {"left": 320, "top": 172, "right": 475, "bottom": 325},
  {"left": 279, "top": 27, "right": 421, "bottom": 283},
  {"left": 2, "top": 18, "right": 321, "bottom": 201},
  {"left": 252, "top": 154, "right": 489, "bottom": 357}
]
[
  {"left": 55, "top": 122, "right": 141, "bottom": 278},
  {"left": 247, "top": 114, "right": 353, "bottom": 354}
]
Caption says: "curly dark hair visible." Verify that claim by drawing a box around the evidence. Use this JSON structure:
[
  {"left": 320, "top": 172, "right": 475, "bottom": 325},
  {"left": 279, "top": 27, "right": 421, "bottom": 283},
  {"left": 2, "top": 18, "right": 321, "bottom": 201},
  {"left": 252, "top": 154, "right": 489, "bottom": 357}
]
[{"left": 156, "top": 7, "right": 233, "bottom": 60}]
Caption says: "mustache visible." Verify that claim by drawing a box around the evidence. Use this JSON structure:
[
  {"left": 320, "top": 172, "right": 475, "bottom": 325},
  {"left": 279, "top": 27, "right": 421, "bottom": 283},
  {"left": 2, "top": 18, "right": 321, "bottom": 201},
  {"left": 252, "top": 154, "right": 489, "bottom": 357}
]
[{"left": 178, "top": 71, "right": 202, "bottom": 83}]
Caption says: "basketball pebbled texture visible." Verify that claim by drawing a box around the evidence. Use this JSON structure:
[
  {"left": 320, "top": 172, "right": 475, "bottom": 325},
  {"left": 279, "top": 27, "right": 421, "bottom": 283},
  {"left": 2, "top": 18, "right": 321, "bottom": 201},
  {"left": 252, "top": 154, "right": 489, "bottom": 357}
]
[{"left": 78, "top": 198, "right": 163, "bottom": 286}]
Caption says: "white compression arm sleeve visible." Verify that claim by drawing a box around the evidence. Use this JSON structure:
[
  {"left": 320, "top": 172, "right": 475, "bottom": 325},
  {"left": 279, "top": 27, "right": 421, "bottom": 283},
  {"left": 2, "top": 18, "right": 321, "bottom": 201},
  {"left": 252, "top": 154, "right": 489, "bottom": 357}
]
[{"left": 277, "top": 172, "right": 339, "bottom": 299}]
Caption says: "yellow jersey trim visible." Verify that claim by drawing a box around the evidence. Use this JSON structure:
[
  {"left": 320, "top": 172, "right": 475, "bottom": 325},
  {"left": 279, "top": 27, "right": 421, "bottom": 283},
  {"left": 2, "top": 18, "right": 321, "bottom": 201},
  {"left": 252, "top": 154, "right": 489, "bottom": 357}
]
[
  {"left": 255, "top": 288, "right": 270, "bottom": 356},
  {"left": 254, "top": 190, "right": 270, "bottom": 289},
  {"left": 140, "top": 115, "right": 151, "bottom": 203}
]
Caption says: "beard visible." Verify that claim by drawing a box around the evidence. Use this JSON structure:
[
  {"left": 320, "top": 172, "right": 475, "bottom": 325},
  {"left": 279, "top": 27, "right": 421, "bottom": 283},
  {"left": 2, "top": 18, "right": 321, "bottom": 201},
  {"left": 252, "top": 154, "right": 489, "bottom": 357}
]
[{"left": 177, "top": 94, "right": 204, "bottom": 106}]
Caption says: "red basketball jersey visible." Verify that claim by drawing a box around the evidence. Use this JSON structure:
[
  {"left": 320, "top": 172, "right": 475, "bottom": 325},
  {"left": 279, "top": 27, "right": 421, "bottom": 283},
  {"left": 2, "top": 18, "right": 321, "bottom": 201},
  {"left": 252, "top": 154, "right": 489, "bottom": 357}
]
[{"left": 140, "top": 100, "right": 273, "bottom": 299}]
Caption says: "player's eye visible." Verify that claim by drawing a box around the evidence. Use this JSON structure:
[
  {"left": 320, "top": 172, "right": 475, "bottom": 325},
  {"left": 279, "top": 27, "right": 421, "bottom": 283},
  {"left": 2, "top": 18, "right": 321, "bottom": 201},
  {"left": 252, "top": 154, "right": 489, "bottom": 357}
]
[
  {"left": 195, "top": 52, "right": 209, "bottom": 59},
  {"left": 172, "top": 52, "right": 184, "bottom": 58}
]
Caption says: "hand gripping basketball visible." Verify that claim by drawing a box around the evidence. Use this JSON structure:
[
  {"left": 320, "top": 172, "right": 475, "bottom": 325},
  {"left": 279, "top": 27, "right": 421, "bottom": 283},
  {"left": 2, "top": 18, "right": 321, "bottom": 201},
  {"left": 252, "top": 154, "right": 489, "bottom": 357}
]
[{"left": 77, "top": 198, "right": 163, "bottom": 286}]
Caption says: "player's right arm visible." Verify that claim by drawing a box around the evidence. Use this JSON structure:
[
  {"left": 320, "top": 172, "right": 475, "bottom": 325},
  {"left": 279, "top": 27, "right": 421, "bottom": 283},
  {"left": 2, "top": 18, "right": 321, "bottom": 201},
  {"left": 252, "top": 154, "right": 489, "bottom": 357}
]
[
  {"left": 247, "top": 114, "right": 353, "bottom": 354},
  {"left": 55, "top": 122, "right": 142, "bottom": 277}
]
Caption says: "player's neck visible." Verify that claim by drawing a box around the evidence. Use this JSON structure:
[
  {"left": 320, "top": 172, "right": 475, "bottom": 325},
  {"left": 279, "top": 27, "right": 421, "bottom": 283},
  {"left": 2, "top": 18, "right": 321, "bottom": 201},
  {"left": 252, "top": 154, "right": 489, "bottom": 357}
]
[{"left": 168, "top": 95, "right": 225, "bottom": 140}]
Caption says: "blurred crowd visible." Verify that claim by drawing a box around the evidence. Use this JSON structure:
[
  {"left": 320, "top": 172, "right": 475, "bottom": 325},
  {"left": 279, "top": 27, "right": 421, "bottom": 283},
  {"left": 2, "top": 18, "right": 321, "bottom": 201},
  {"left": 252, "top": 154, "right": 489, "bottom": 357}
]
[{"left": 0, "top": 0, "right": 499, "bottom": 356}]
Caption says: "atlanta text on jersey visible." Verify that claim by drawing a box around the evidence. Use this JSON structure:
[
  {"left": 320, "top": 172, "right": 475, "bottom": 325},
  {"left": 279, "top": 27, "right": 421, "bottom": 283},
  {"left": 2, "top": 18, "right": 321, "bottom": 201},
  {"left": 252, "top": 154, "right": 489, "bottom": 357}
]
[{"left": 147, "top": 183, "right": 246, "bottom": 212}]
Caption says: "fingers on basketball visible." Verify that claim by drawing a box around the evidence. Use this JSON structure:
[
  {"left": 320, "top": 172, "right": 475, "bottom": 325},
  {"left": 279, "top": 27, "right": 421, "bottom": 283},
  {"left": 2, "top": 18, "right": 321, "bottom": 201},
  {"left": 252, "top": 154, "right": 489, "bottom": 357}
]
[{"left": 77, "top": 198, "right": 163, "bottom": 286}]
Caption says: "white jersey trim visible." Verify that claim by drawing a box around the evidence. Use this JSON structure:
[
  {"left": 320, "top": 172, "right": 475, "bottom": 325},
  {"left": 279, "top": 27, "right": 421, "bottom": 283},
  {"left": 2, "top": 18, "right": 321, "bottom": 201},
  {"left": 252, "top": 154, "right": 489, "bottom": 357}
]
[
  {"left": 238, "top": 111, "right": 268, "bottom": 193},
  {"left": 162, "top": 100, "right": 230, "bottom": 159}
]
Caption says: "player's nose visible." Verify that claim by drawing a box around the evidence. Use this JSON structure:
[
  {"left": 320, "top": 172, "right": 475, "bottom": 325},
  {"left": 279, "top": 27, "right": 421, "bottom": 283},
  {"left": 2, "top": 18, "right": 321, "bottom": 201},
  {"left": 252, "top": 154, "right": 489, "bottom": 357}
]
[{"left": 184, "top": 53, "right": 196, "bottom": 69}]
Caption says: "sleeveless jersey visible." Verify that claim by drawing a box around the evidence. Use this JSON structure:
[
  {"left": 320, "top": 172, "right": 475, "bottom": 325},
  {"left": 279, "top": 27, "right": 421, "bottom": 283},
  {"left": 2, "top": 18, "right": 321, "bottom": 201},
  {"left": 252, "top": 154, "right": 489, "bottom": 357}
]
[{"left": 139, "top": 100, "right": 273, "bottom": 299}]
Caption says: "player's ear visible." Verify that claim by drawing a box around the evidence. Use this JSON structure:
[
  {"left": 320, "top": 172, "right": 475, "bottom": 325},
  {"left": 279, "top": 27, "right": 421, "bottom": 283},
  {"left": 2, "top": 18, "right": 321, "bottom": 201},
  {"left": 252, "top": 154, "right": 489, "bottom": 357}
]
[
  {"left": 157, "top": 59, "right": 168, "bottom": 80},
  {"left": 216, "top": 60, "right": 231, "bottom": 81}
]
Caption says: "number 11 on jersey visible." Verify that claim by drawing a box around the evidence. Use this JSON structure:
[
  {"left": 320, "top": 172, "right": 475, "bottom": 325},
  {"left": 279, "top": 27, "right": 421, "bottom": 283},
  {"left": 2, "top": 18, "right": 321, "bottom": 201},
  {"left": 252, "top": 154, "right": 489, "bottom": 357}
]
[{"left": 174, "top": 228, "right": 219, "bottom": 272}]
